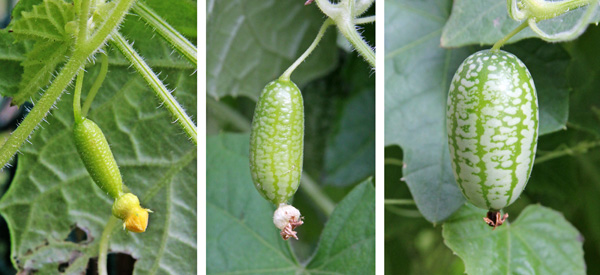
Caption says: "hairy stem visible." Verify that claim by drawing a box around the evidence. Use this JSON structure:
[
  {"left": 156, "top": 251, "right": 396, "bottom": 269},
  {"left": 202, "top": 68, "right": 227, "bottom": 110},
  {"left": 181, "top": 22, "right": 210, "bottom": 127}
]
[
  {"left": 491, "top": 21, "right": 529, "bottom": 51},
  {"left": 77, "top": 0, "right": 91, "bottom": 45},
  {"left": 0, "top": 0, "right": 136, "bottom": 168},
  {"left": 355, "top": 15, "right": 375, "bottom": 25},
  {"left": 82, "top": 53, "right": 109, "bottom": 117},
  {"left": 337, "top": 22, "right": 375, "bottom": 67},
  {"left": 110, "top": 32, "right": 198, "bottom": 144},
  {"left": 280, "top": 19, "right": 334, "bottom": 81},
  {"left": 131, "top": 1, "right": 197, "bottom": 66},
  {"left": 313, "top": 0, "right": 375, "bottom": 67}
]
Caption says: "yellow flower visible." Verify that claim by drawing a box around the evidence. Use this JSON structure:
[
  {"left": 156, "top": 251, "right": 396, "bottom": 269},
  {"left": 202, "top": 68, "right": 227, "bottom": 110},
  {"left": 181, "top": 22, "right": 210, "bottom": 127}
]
[{"left": 112, "top": 193, "right": 152, "bottom": 233}]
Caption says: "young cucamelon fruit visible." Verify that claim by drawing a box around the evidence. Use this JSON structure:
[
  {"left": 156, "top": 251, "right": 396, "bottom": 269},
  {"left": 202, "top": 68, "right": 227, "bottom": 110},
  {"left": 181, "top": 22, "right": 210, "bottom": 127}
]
[
  {"left": 73, "top": 118, "right": 151, "bottom": 232},
  {"left": 446, "top": 49, "right": 538, "bottom": 229},
  {"left": 250, "top": 79, "right": 304, "bottom": 240}
]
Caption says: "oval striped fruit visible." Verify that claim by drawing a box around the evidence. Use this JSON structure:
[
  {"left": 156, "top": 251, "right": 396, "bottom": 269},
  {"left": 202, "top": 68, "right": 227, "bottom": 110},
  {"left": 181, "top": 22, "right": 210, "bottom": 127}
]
[
  {"left": 250, "top": 79, "right": 304, "bottom": 205},
  {"left": 73, "top": 118, "right": 123, "bottom": 199},
  {"left": 446, "top": 49, "right": 539, "bottom": 211}
]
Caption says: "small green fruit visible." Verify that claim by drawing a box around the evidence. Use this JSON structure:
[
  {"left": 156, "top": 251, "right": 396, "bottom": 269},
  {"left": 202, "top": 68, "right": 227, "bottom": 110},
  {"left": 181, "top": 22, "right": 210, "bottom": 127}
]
[
  {"left": 446, "top": 49, "right": 539, "bottom": 211},
  {"left": 249, "top": 79, "right": 304, "bottom": 205}
]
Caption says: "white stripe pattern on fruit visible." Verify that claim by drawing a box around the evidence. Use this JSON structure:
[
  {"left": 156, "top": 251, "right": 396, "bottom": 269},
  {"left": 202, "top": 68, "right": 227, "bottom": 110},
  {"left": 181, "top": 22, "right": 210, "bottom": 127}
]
[{"left": 446, "top": 50, "right": 538, "bottom": 211}]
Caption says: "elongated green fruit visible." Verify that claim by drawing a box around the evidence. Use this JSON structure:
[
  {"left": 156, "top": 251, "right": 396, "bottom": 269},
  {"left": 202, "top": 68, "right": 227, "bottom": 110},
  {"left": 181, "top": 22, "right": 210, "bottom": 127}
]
[
  {"left": 73, "top": 119, "right": 123, "bottom": 199},
  {"left": 250, "top": 79, "right": 304, "bottom": 205},
  {"left": 446, "top": 49, "right": 538, "bottom": 211}
]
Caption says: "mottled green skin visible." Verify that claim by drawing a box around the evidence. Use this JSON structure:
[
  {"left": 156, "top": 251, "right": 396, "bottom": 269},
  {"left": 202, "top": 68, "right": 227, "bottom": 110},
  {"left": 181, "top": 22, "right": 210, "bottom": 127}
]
[
  {"left": 73, "top": 119, "right": 123, "bottom": 199},
  {"left": 447, "top": 50, "right": 538, "bottom": 211},
  {"left": 250, "top": 79, "right": 304, "bottom": 205}
]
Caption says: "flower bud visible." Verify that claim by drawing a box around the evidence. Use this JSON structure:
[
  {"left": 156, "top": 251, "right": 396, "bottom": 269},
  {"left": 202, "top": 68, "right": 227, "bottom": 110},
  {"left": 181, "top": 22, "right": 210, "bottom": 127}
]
[{"left": 112, "top": 193, "right": 151, "bottom": 233}]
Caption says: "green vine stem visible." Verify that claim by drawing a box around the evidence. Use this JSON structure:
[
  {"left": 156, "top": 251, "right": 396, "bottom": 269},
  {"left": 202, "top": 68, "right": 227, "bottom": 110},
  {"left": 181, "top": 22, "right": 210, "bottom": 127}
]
[
  {"left": 355, "top": 15, "right": 375, "bottom": 25},
  {"left": 386, "top": 205, "right": 423, "bottom": 218},
  {"left": 280, "top": 19, "right": 334, "bottom": 81},
  {"left": 97, "top": 216, "right": 120, "bottom": 275},
  {"left": 384, "top": 158, "right": 404, "bottom": 167},
  {"left": 76, "top": 0, "right": 90, "bottom": 46},
  {"left": 131, "top": 1, "right": 197, "bottom": 66},
  {"left": 82, "top": 53, "right": 109, "bottom": 117},
  {"left": 0, "top": 0, "right": 135, "bottom": 168},
  {"left": 73, "top": 70, "right": 85, "bottom": 123},
  {"left": 491, "top": 21, "right": 529, "bottom": 51},
  {"left": 535, "top": 140, "right": 600, "bottom": 164},
  {"left": 313, "top": 0, "right": 376, "bottom": 68},
  {"left": 384, "top": 199, "right": 415, "bottom": 205},
  {"left": 300, "top": 173, "right": 335, "bottom": 216},
  {"left": 110, "top": 32, "right": 198, "bottom": 145}
]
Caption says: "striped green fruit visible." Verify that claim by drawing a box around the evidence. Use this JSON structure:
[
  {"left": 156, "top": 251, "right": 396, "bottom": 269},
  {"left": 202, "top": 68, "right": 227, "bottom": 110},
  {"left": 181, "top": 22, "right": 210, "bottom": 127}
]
[
  {"left": 250, "top": 79, "right": 304, "bottom": 205},
  {"left": 446, "top": 49, "right": 538, "bottom": 211}
]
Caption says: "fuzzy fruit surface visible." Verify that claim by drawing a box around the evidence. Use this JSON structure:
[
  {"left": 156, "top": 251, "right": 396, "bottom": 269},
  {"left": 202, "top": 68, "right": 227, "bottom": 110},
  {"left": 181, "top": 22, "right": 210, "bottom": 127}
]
[
  {"left": 73, "top": 119, "right": 123, "bottom": 199},
  {"left": 250, "top": 79, "right": 304, "bottom": 205},
  {"left": 446, "top": 49, "right": 539, "bottom": 211}
]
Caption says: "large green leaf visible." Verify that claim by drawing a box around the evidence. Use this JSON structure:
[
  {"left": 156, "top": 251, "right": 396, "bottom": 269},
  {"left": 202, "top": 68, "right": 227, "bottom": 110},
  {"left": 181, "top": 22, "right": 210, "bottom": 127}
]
[
  {"left": 0, "top": 1, "right": 197, "bottom": 273},
  {"left": 207, "top": 0, "right": 338, "bottom": 100},
  {"left": 323, "top": 88, "right": 375, "bottom": 187},
  {"left": 207, "top": 133, "right": 374, "bottom": 274},
  {"left": 9, "top": 0, "right": 75, "bottom": 105},
  {"left": 385, "top": 0, "right": 469, "bottom": 223},
  {"left": 441, "top": 0, "right": 600, "bottom": 47},
  {"left": 565, "top": 25, "right": 600, "bottom": 136},
  {"left": 443, "top": 204, "right": 585, "bottom": 275},
  {"left": 0, "top": 33, "right": 26, "bottom": 97},
  {"left": 385, "top": 0, "right": 571, "bottom": 223}
]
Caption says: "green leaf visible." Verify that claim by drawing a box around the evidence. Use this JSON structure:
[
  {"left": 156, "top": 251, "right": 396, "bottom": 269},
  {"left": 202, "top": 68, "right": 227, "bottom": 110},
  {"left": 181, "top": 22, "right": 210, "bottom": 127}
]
[
  {"left": 565, "top": 25, "right": 600, "bottom": 136},
  {"left": 443, "top": 204, "right": 585, "bottom": 275},
  {"left": 10, "top": 0, "right": 74, "bottom": 42},
  {"left": 323, "top": 88, "right": 375, "bottom": 187},
  {"left": 441, "top": 0, "right": 600, "bottom": 48},
  {"left": 207, "top": 133, "right": 374, "bottom": 273},
  {"left": 385, "top": 0, "right": 468, "bottom": 223},
  {"left": 0, "top": 32, "right": 26, "bottom": 97},
  {"left": 305, "top": 180, "right": 375, "bottom": 274},
  {"left": 8, "top": 0, "right": 75, "bottom": 105},
  {"left": 207, "top": 0, "right": 338, "bottom": 100},
  {"left": 14, "top": 40, "right": 70, "bottom": 104}
]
